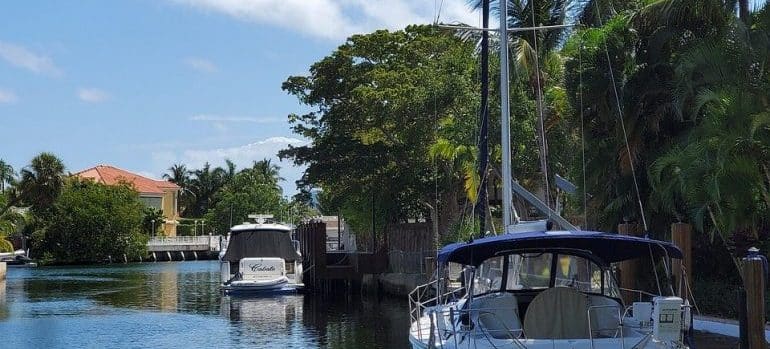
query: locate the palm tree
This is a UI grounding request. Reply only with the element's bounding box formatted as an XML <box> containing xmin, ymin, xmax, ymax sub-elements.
<box><xmin>223</xmin><ymin>159</ymin><xmax>237</xmax><ymax>182</ymax></box>
<box><xmin>649</xmin><ymin>1</ymin><xmax>770</xmax><ymax>274</ymax></box>
<box><xmin>251</xmin><ymin>159</ymin><xmax>284</xmax><ymax>185</ymax></box>
<box><xmin>185</xmin><ymin>162</ymin><xmax>227</xmax><ymax>217</ymax></box>
<box><xmin>163</xmin><ymin>163</ymin><xmax>189</xmax><ymax>186</ymax></box>
<box><xmin>8</xmin><ymin>153</ymin><xmax>65</xmax><ymax>216</ymax></box>
<box><xmin>22</xmin><ymin>153</ymin><xmax>65</xmax><ymax>212</ymax></box>
<box><xmin>0</xmin><ymin>160</ymin><xmax>14</xmax><ymax>192</ymax></box>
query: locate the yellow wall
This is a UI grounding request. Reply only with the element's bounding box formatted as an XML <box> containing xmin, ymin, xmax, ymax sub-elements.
<box><xmin>160</xmin><ymin>189</ymin><xmax>179</xmax><ymax>237</ymax></box>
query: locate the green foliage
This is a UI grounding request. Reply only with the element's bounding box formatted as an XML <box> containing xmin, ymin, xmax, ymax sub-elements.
<box><xmin>36</xmin><ymin>178</ymin><xmax>147</xmax><ymax>263</ymax></box>
<box><xmin>141</xmin><ymin>207</ymin><xmax>165</xmax><ymax>236</ymax></box>
<box><xmin>280</xmin><ymin>25</ymin><xmax>481</xmax><ymax>235</ymax></box>
<box><xmin>204</xmin><ymin>161</ymin><xmax>286</xmax><ymax>234</ymax></box>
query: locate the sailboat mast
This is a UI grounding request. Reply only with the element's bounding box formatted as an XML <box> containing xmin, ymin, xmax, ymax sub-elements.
<box><xmin>475</xmin><ymin>0</ymin><xmax>489</xmax><ymax>237</ymax></box>
<box><xmin>499</xmin><ymin>0</ymin><xmax>514</xmax><ymax>228</ymax></box>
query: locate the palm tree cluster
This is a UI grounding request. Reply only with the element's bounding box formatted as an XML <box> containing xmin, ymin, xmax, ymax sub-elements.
<box><xmin>163</xmin><ymin>159</ymin><xmax>285</xmax><ymax>219</ymax></box>
<box><xmin>0</xmin><ymin>153</ymin><xmax>66</xmax><ymax>252</ymax></box>
<box><xmin>558</xmin><ymin>0</ymin><xmax>769</xmax><ymax>265</ymax></box>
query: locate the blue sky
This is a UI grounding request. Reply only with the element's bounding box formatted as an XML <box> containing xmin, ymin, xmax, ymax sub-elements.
<box><xmin>0</xmin><ymin>0</ymin><xmax>476</xmax><ymax>194</ymax></box>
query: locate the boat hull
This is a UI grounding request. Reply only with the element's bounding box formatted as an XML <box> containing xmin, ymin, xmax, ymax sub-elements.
<box><xmin>222</xmin><ymin>276</ymin><xmax>303</xmax><ymax>295</ymax></box>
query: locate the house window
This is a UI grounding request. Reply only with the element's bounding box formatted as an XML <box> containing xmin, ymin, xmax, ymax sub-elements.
<box><xmin>140</xmin><ymin>196</ymin><xmax>163</xmax><ymax>211</ymax></box>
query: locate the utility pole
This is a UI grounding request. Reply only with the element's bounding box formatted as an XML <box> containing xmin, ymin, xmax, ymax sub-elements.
<box><xmin>475</xmin><ymin>0</ymin><xmax>490</xmax><ymax>238</ymax></box>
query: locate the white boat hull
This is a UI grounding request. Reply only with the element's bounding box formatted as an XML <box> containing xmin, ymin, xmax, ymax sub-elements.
<box><xmin>222</xmin><ymin>276</ymin><xmax>303</xmax><ymax>295</ymax></box>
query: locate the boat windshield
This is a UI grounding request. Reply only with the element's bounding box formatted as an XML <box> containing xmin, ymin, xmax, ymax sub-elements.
<box><xmin>471</xmin><ymin>252</ymin><xmax>620</xmax><ymax>298</ymax></box>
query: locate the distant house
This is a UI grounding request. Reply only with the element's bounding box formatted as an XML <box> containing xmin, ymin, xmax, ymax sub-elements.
<box><xmin>74</xmin><ymin>165</ymin><xmax>181</xmax><ymax>236</ymax></box>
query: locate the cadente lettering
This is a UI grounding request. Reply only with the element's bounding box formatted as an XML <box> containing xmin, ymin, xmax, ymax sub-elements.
<box><xmin>249</xmin><ymin>263</ymin><xmax>276</xmax><ymax>272</ymax></box>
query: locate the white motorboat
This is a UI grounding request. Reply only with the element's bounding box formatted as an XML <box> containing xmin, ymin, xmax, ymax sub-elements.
<box><xmin>219</xmin><ymin>215</ymin><xmax>303</xmax><ymax>295</ymax></box>
<box><xmin>408</xmin><ymin>230</ymin><xmax>692</xmax><ymax>348</ymax></box>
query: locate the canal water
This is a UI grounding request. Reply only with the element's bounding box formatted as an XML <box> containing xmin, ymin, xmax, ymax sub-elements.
<box><xmin>0</xmin><ymin>260</ymin><xmax>738</xmax><ymax>348</ymax></box>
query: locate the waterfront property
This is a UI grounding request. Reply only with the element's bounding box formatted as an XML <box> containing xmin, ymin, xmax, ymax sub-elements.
<box><xmin>74</xmin><ymin>165</ymin><xmax>181</xmax><ymax>236</ymax></box>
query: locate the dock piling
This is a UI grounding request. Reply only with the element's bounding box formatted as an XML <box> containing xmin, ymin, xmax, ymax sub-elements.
<box><xmin>742</xmin><ymin>247</ymin><xmax>767</xmax><ymax>348</ymax></box>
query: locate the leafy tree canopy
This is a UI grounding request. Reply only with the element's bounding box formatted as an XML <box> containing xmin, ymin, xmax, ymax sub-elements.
<box><xmin>34</xmin><ymin>178</ymin><xmax>146</xmax><ymax>263</ymax></box>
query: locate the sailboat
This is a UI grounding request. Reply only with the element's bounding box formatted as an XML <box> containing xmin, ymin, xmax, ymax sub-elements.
<box><xmin>407</xmin><ymin>1</ymin><xmax>692</xmax><ymax>348</ymax></box>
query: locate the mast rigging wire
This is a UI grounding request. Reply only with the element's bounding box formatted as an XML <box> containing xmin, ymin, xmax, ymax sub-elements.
<box><xmin>592</xmin><ymin>1</ymin><xmax>649</xmax><ymax>232</ymax></box>
<box><xmin>579</xmin><ymin>37</ymin><xmax>588</xmax><ymax>229</ymax></box>
<box><xmin>530</xmin><ymin>0</ymin><xmax>552</xmax><ymax>215</ymax></box>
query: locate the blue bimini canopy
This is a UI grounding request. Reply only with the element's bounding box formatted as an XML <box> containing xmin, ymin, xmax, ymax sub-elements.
<box><xmin>437</xmin><ymin>230</ymin><xmax>683</xmax><ymax>266</ymax></box>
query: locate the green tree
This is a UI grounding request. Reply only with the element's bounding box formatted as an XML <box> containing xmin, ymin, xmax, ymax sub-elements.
<box><xmin>648</xmin><ymin>2</ymin><xmax>770</xmax><ymax>271</ymax></box>
<box><xmin>36</xmin><ymin>178</ymin><xmax>147</xmax><ymax>263</ymax></box>
<box><xmin>0</xmin><ymin>159</ymin><xmax>14</xmax><ymax>193</ymax></box>
<box><xmin>141</xmin><ymin>207</ymin><xmax>165</xmax><ymax>236</ymax></box>
<box><xmin>280</xmin><ymin>25</ymin><xmax>480</xmax><ymax>237</ymax></box>
<box><xmin>204</xmin><ymin>165</ymin><xmax>285</xmax><ymax>234</ymax></box>
<box><xmin>16</xmin><ymin>152</ymin><xmax>65</xmax><ymax>217</ymax></box>
<box><xmin>185</xmin><ymin>162</ymin><xmax>227</xmax><ymax>217</ymax></box>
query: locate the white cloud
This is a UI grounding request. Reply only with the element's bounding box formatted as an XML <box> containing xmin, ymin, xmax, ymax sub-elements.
<box><xmin>181</xmin><ymin>136</ymin><xmax>306</xmax><ymax>166</ymax></box>
<box><xmin>0</xmin><ymin>89</ymin><xmax>18</xmax><ymax>104</ymax></box>
<box><xmin>77</xmin><ymin>88</ymin><xmax>110</xmax><ymax>103</ymax></box>
<box><xmin>189</xmin><ymin>114</ymin><xmax>281</xmax><ymax>123</ymax></box>
<box><xmin>184</xmin><ymin>57</ymin><xmax>218</xmax><ymax>73</ymax></box>
<box><xmin>0</xmin><ymin>41</ymin><xmax>62</xmax><ymax>77</ymax></box>
<box><xmin>170</xmin><ymin>0</ymin><xmax>478</xmax><ymax>40</ymax></box>
<box><xmin>150</xmin><ymin>136</ymin><xmax>308</xmax><ymax>194</ymax></box>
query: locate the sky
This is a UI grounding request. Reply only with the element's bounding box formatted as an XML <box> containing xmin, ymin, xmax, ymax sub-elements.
<box><xmin>0</xmin><ymin>0</ymin><xmax>478</xmax><ymax>195</ymax></box>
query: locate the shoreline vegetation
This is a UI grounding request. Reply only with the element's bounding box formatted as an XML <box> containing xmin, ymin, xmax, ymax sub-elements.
<box><xmin>276</xmin><ymin>1</ymin><xmax>770</xmax><ymax>320</ymax></box>
<box><xmin>1</xmin><ymin>0</ymin><xmax>768</xmax><ymax>321</ymax></box>
<box><xmin>0</xmin><ymin>154</ymin><xmax>314</xmax><ymax>266</ymax></box>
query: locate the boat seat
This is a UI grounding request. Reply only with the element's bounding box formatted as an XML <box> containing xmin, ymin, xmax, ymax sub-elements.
<box><xmin>470</xmin><ymin>292</ymin><xmax>522</xmax><ymax>339</ymax></box>
<box><xmin>523</xmin><ymin>286</ymin><xmax>590</xmax><ymax>339</ymax></box>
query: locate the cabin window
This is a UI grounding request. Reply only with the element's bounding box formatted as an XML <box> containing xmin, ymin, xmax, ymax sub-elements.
<box><xmin>469</xmin><ymin>253</ymin><xmax>622</xmax><ymax>298</ymax></box>
<box><xmin>507</xmin><ymin>253</ymin><xmax>552</xmax><ymax>290</ymax></box>
<box><xmin>473</xmin><ymin>256</ymin><xmax>504</xmax><ymax>295</ymax></box>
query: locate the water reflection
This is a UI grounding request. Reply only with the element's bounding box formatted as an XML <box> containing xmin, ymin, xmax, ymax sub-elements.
<box><xmin>0</xmin><ymin>279</ymin><xmax>7</xmax><ymax>320</ymax></box>
<box><xmin>0</xmin><ymin>261</ymin><xmax>410</xmax><ymax>348</ymax></box>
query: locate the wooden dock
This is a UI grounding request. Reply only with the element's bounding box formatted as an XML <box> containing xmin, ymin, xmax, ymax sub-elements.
<box><xmin>296</xmin><ymin>221</ymin><xmax>387</xmax><ymax>291</ymax></box>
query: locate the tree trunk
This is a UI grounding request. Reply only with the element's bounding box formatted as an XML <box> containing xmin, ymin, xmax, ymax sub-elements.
<box><xmin>437</xmin><ymin>188</ymin><xmax>461</xmax><ymax>241</ymax></box>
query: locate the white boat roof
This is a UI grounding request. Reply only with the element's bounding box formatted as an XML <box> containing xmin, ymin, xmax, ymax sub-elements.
<box><xmin>230</xmin><ymin>222</ymin><xmax>292</xmax><ymax>232</ymax></box>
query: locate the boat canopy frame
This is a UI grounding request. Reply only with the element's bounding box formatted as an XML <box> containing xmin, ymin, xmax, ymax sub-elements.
<box><xmin>438</xmin><ymin>230</ymin><xmax>682</xmax><ymax>267</ymax></box>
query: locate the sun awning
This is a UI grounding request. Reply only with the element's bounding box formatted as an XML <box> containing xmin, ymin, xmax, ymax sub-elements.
<box><xmin>222</xmin><ymin>229</ymin><xmax>299</xmax><ymax>263</ymax></box>
<box><xmin>437</xmin><ymin>230</ymin><xmax>682</xmax><ymax>266</ymax></box>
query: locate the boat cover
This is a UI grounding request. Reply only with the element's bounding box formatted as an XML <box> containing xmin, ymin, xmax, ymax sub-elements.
<box><xmin>222</xmin><ymin>230</ymin><xmax>299</xmax><ymax>263</ymax></box>
<box><xmin>437</xmin><ymin>230</ymin><xmax>682</xmax><ymax>266</ymax></box>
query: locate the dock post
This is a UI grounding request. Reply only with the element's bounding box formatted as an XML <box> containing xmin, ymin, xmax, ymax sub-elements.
<box><xmin>670</xmin><ymin>223</ymin><xmax>692</xmax><ymax>300</ymax></box>
<box><xmin>180</xmin><ymin>251</ymin><xmax>185</xmax><ymax>261</ymax></box>
<box><xmin>123</xmin><ymin>254</ymin><xmax>128</xmax><ymax>263</ymax></box>
<box><xmin>742</xmin><ymin>247</ymin><xmax>767</xmax><ymax>349</ymax></box>
<box><xmin>618</xmin><ymin>223</ymin><xmax>641</xmax><ymax>305</ymax></box>
<box><xmin>152</xmin><ymin>252</ymin><xmax>156</xmax><ymax>262</ymax></box>
<box><xmin>166</xmin><ymin>251</ymin><xmax>172</xmax><ymax>261</ymax></box>
<box><xmin>193</xmin><ymin>251</ymin><xmax>198</xmax><ymax>260</ymax></box>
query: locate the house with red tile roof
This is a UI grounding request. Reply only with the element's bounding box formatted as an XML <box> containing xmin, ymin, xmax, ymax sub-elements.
<box><xmin>74</xmin><ymin>165</ymin><xmax>181</xmax><ymax>236</ymax></box>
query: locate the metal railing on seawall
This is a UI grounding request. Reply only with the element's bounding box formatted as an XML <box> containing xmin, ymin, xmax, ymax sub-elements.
<box><xmin>147</xmin><ymin>235</ymin><xmax>220</xmax><ymax>252</ymax></box>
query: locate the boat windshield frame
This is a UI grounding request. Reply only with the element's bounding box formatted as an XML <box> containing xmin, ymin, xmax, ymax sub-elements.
<box><xmin>464</xmin><ymin>248</ymin><xmax>622</xmax><ymax>300</ymax></box>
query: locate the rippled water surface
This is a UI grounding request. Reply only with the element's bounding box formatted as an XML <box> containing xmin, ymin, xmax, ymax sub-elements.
<box><xmin>0</xmin><ymin>260</ymin><xmax>741</xmax><ymax>348</ymax></box>
<box><xmin>0</xmin><ymin>261</ymin><xmax>409</xmax><ymax>348</ymax></box>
